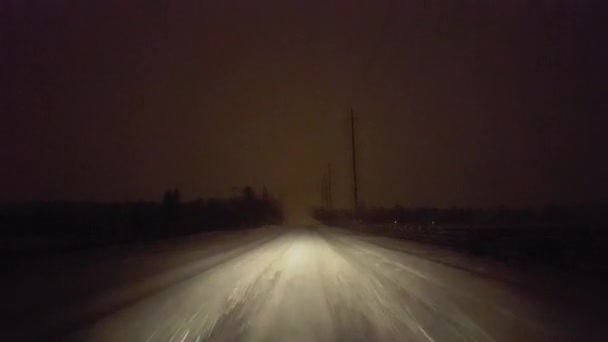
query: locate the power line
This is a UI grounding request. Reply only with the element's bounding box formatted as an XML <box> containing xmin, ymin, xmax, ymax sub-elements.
<box><xmin>349</xmin><ymin>0</ymin><xmax>397</xmax><ymax>104</ymax></box>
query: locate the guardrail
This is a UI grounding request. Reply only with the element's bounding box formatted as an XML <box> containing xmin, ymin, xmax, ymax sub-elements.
<box><xmin>327</xmin><ymin>221</ymin><xmax>608</xmax><ymax>273</ymax></box>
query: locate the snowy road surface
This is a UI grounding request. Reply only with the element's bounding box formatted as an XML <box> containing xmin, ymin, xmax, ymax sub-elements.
<box><xmin>3</xmin><ymin>226</ymin><xmax>606</xmax><ymax>341</ymax></box>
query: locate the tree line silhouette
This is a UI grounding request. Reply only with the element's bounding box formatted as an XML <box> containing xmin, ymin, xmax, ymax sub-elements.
<box><xmin>0</xmin><ymin>186</ymin><xmax>283</xmax><ymax>246</ymax></box>
<box><xmin>313</xmin><ymin>205</ymin><xmax>608</xmax><ymax>227</ymax></box>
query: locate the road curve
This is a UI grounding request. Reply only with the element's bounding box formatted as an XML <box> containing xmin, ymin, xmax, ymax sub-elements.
<box><xmin>4</xmin><ymin>226</ymin><xmax>606</xmax><ymax>341</ymax></box>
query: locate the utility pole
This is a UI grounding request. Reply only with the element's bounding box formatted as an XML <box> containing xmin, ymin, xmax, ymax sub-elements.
<box><xmin>321</xmin><ymin>171</ymin><xmax>327</xmax><ymax>209</ymax></box>
<box><xmin>350</xmin><ymin>109</ymin><xmax>359</xmax><ymax>213</ymax></box>
<box><xmin>328</xmin><ymin>162</ymin><xmax>333</xmax><ymax>210</ymax></box>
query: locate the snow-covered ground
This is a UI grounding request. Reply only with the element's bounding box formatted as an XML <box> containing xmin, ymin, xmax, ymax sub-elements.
<box><xmin>3</xmin><ymin>226</ymin><xmax>606</xmax><ymax>341</ymax></box>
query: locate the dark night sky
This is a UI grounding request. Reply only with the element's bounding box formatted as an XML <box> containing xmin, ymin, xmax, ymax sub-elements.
<box><xmin>1</xmin><ymin>1</ymin><xmax>607</xmax><ymax>220</ymax></box>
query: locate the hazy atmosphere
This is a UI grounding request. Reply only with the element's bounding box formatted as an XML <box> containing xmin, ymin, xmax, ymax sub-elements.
<box><xmin>3</xmin><ymin>1</ymin><xmax>606</xmax><ymax>221</ymax></box>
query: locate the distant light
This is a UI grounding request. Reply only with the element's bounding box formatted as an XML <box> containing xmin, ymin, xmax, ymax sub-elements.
<box><xmin>394</xmin><ymin>220</ymin><xmax>397</xmax><ymax>224</ymax></box>
<box><xmin>431</xmin><ymin>221</ymin><xmax>435</xmax><ymax>224</ymax></box>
